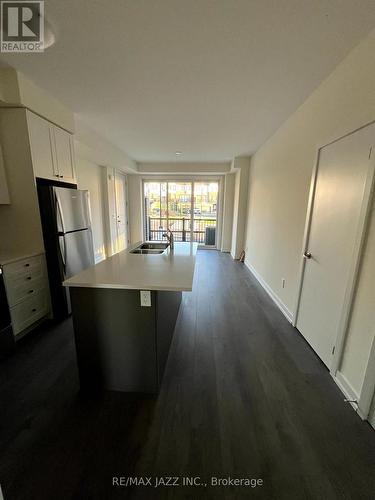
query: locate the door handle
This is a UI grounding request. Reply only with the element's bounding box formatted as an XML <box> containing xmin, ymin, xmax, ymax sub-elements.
<box><xmin>59</xmin><ymin>236</ymin><xmax>67</xmax><ymax>273</ymax></box>
<box><xmin>303</xmin><ymin>251</ymin><xmax>312</xmax><ymax>259</ymax></box>
<box><xmin>55</xmin><ymin>195</ymin><xmax>65</xmax><ymax>234</ymax></box>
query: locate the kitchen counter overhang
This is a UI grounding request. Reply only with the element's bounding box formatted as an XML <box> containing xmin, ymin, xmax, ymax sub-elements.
<box><xmin>63</xmin><ymin>241</ymin><xmax>198</xmax><ymax>291</ymax></box>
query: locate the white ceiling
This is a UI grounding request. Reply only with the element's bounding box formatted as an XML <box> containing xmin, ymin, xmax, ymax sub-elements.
<box><xmin>1</xmin><ymin>0</ymin><xmax>375</xmax><ymax>162</ymax></box>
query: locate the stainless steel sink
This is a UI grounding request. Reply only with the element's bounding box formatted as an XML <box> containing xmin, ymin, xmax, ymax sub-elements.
<box><xmin>130</xmin><ymin>249</ymin><xmax>165</xmax><ymax>254</ymax></box>
<box><xmin>130</xmin><ymin>242</ymin><xmax>169</xmax><ymax>254</ymax></box>
<box><xmin>139</xmin><ymin>242</ymin><xmax>169</xmax><ymax>250</ymax></box>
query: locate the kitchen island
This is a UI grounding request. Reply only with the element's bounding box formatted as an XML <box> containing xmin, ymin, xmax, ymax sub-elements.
<box><xmin>63</xmin><ymin>242</ymin><xmax>197</xmax><ymax>394</ymax></box>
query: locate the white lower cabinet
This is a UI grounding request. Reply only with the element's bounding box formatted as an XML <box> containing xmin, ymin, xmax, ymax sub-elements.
<box><xmin>3</xmin><ymin>254</ymin><xmax>50</xmax><ymax>337</ymax></box>
<box><xmin>10</xmin><ymin>290</ymin><xmax>48</xmax><ymax>336</ymax></box>
<box><xmin>6</xmin><ymin>275</ymin><xmax>46</xmax><ymax>308</ymax></box>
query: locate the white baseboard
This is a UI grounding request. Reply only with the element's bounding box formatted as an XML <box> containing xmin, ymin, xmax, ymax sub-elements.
<box><xmin>333</xmin><ymin>371</ymin><xmax>365</xmax><ymax>419</ymax></box>
<box><xmin>244</xmin><ymin>259</ymin><xmax>293</xmax><ymax>323</ymax></box>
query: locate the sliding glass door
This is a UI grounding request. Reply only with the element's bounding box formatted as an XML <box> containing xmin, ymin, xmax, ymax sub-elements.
<box><xmin>144</xmin><ymin>182</ymin><xmax>167</xmax><ymax>241</ymax></box>
<box><xmin>192</xmin><ymin>182</ymin><xmax>218</xmax><ymax>245</ymax></box>
<box><xmin>143</xmin><ymin>180</ymin><xmax>219</xmax><ymax>246</ymax></box>
<box><xmin>167</xmin><ymin>182</ymin><xmax>192</xmax><ymax>241</ymax></box>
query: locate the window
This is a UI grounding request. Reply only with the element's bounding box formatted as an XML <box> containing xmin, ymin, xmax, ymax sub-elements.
<box><xmin>143</xmin><ymin>180</ymin><xmax>219</xmax><ymax>246</ymax></box>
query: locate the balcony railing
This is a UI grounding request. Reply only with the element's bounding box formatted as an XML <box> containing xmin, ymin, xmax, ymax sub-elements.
<box><xmin>146</xmin><ymin>217</ymin><xmax>216</xmax><ymax>245</ymax></box>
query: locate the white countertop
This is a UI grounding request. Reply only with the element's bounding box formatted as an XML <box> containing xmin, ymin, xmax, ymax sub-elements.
<box><xmin>63</xmin><ymin>242</ymin><xmax>198</xmax><ymax>291</ymax></box>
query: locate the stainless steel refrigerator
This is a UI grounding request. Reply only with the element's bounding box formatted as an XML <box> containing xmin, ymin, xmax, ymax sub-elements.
<box><xmin>37</xmin><ymin>183</ymin><xmax>95</xmax><ymax>320</ymax></box>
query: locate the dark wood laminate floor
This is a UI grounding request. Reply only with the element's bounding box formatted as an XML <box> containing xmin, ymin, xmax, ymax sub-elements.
<box><xmin>0</xmin><ymin>250</ymin><xmax>374</xmax><ymax>500</ymax></box>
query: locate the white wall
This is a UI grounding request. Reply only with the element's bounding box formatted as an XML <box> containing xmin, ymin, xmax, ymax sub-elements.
<box><xmin>75</xmin><ymin>158</ymin><xmax>106</xmax><ymax>263</ymax></box>
<box><xmin>127</xmin><ymin>175</ymin><xmax>143</xmax><ymax>244</ymax></box>
<box><xmin>231</xmin><ymin>170</ymin><xmax>240</xmax><ymax>257</ymax></box>
<box><xmin>138</xmin><ymin>162</ymin><xmax>230</xmax><ymax>174</ymax></box>
<box><xmin>0</xmin><ymin>68</ymin><xmax>75</xmax><ymax>132</ymax></box>
<box><xmin>74</xmin><ymin>119</ymin><xmax>138</xmax><ymax>174</ymax></box>
<box><xmin>244</xmin><ymin>28</ymin><xmax>375</xmax><ymax>397</ymax></box>
<box><xmin>221</xmin><ymin>173</ymin><xmax>235</xmax><ymax>252</ymax></box>
<box><xmin>0</xmin><ymin>68</ymin><xmax>20</xmax><ymax>103</ymax></box>
<box><xmin>17</xmin><ymin>72</ymin><xmax>75</xmax><ymax>132</ymax></box>
<box><xmin>231</xmin><ymin>158</ymin><xmax>250</xmax><ymax>259</ymax></box>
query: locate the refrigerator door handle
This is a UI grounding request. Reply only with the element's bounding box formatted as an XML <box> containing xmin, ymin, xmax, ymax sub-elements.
<box><xmin>59</xmin><ymin>235</ymin><xmax>67</xmax><ymax>273</ymax></box>
<box><xmin>55</xmin><ymin>194</ymin><xmax>65</xmax><ymax>234</ymax></box>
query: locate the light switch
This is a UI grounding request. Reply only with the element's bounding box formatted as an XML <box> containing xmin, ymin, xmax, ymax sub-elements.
<box><xmin>140</xmin><ymin>290</ymin><xmax>151</xmax><ymax>307</ymax></box>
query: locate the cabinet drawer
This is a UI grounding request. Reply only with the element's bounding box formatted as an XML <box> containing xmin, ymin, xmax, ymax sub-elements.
<box><xmin>5</xmin><ymin>266</ymin><xmax>45</xmax><ymax>292</ymax></box>
<box><xmin>6</xmin><ymin>276</ymin><xmax>47</xmax><ymax>307</ymax></box>
<box><xmin>10</xmin><ymin>291</ymin><xmax>48</xmax><ymax>336</ymax></box>
<box><xmin>3</xmin><ymin>255</ymin><xmax>44</xmax><ymax>280</ymax></box>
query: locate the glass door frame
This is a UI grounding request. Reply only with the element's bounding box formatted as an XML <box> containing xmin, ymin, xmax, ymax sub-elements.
<box><xmin>142</xmin><ymin>176</ymin><xmax>223</xmax><ymax>248</ymax></box>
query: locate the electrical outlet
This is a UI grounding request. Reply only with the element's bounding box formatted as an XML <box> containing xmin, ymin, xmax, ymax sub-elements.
<box><xmin>282</xmin><ymin>278</ymin><xmax>286</xmax><ymax>289</ymax></box>
<box><xmin>140</xmin><ymin>290</ymin><xmax>151</xmax><ymax>307</ymax></box>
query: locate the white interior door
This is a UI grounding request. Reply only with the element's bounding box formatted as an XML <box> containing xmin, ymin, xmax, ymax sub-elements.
<box><xmin>296</xmin><ymin>123</ymin><xmax>375</xmax><ymax>368</ymax></box>
<box><xmin>114</xmin><ymin>172</ymin><xmax>128</xmax><ymax>252</ymax></box>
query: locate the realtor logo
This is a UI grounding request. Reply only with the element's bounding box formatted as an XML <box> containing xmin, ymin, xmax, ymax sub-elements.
<box><xmin>1</xmin><ymin>1</ymin><xmax>44</xmax><ymax>52</ymax></box>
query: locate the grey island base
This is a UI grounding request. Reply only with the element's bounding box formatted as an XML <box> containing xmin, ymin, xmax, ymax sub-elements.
<box><xmin>64</xmin><ymin>242</ymin><xmax>197</xmax><ymax>394</ymax></box>
<box><xmin>70</xmin><ymin>287</ymin><xmax>182</xmax><ymax>393</ymax></box>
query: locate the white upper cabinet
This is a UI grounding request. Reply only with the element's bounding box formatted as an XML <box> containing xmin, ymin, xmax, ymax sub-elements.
<box><xmin>27</xmin><ymin>111</ymin><xmax>76</xmax><ymax>184</ymax></box>
<box><xmin>27</xmin><ymin>111</ymin><xmax>57</xmax><ymax>181</ymax></box>
<box><xmin>52</xmin><ymin>126</ymin><xmax>76</xmax><ymax>183</ymax></box>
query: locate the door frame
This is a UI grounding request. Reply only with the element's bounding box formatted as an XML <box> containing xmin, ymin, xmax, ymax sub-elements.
<box><xmin>292</xmin><ymin>121</ymin><xmax>375</xmax><ymax>387</ymax></box>
<box><xmin>113</xmin><ymin>169</ymin><xmax>130</xmax><ymax>251</ymax></box>
<box><xmin>103</xmin><ymin>167</ymin><xmax>130</xmax><ymax>256</ymax></box>
<box><xmin>141</xmin><ymin>176</ymin><xmax>223</xmax><ymax>248</ymax></box>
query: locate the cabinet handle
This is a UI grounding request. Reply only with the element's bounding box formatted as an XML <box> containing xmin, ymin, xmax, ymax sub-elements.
<box><xmin>25</xmin><ymin>263</ymin><xmax>30</xmax><ymax>267</ymax></box>
<box><xmin>59</xmin><ymin>175</ymin><xmax>63</xmax><ymax>178</ymax></box>
<box><xmin>31</xmin><ymin>308</ymin><xmax>37</xmax><ymax>312</ymax></box>
<box><xmin>28</xmin><ymin>290</ymin><xmax>34</xmax><ymax>294</ymax></box>
<box><xmin>55</xmin><ymin>174</ymin><xmax>59</xmax><ymax>178</ymax></box>
<box><xmin>26</xmin><ymin>277</ymin><xmax>31</xmax><ymax>280</ymax></box>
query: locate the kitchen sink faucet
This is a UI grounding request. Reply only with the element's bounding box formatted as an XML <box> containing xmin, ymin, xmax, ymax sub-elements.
<box><xmin>163</xmin><ymin>228</ymin><xmax>174</xmax><ymax>250</ymax></box>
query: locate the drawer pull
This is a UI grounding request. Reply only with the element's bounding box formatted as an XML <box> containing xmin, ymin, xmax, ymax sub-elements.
<box><xmin>25</xmin><ymin>263</ymin><xmax>30</xmax><ymax>267</ymax></box>
<box><xmin>26</xmin><ymin>277</ymin><xmax>32</xmax><ymax>280</ymax></box>
<box><xmin>31</xmin><ymin>308</ymin><xmax>37</xmax><ymax>312</ymax></box>
<box><xmin>28</xmin><ymin>290</ymin><xmax>34</xmax><ymax>294</ymax></box>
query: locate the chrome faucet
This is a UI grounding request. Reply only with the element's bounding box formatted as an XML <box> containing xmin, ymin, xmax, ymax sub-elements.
<box><xmin>163</xmin><ymin>229</ymin><xmax>174</xmax><ymax>249</ymax></box>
